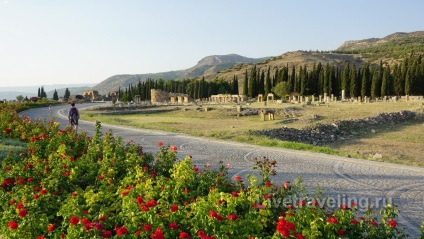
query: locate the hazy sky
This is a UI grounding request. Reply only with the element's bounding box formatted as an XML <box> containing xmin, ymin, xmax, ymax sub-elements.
<box><xmin>1</xmin><ymin>0</ymin><xmax>423</xmax><ymax>87</ymax></box>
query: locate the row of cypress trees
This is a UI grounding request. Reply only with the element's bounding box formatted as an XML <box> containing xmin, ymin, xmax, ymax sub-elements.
<box><xmin>118</xmin><ymin>53</ymin><xmax>424</xmax><ymax>101</ymax></box>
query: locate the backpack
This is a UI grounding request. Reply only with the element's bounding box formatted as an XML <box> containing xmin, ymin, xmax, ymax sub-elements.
<box><xmin>70</xmin><ymin>107</ymin><xmax>78</xmax><ymax>120</ymax></box>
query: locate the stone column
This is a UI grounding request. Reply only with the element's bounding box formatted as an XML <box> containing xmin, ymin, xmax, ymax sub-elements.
<box><xmin>341</xmin><ymin>90</ymin><xmax>345</xmax><ymax>101</ymax></box>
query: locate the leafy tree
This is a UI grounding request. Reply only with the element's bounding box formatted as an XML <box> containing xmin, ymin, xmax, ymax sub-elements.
<box><xmin>16</xmin><ymin>95</ymin><xmax>24</xmax><ymax>102</ymax></box>
<box><xmin>53</xmin><ymin>89</ymin><xmax>59</xmax><ymax>101</ymax></box>
<box><xmin>272</xmin><ymin>81</ymin><xmax>290</xmax><ymax>100</ymax></box>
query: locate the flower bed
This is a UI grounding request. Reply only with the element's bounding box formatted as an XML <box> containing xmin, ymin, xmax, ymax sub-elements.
<box><xmin>0</xmin><ymin>103</ymin><xmax>422</xmax><ymax>238</ymax></box>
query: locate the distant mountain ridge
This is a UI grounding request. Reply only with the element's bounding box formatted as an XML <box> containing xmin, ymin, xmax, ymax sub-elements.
<box><xmin>94</xmin><ymin>54</ymin><xmax>268</xmax><ymax>95</ymax></box>
<box><xmin>336</xmin><ymin>31</ymin><xmax>424</xmax><ymax>51</ymax></box>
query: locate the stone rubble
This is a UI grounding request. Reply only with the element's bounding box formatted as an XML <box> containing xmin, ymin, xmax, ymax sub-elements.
<box><xmin>250</xmin><ymin>110</ymin><xmax>416</xmax><ymax>145</ymax></box>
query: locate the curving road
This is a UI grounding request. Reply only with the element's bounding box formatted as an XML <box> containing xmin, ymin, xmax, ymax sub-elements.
<box><xmin>23</xmin><ymin>103</ymin><xmax>424</xmax><ymax>237</ymax></box>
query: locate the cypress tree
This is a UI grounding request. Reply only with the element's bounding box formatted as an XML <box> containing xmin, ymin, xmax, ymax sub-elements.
<box><xmin>243</xmin><ymin>69</ymin><xmax>248</xmax><ymax>96</ymax></box>
<box><xmin>248</xmin><ymin>65</ymin><xmax>257</xmax><ymax>98</ymax></box>
<box><xmin>53</xmin><ymin>89</ymin><xmax>59</xmax><ymax>101</ymax></box>
<box><xmin>370</xmin><ymin>69</ymin><xmax>380</xmax><ymax>99</ymax></box>
<box><xmin>381</xmin><ymin>67</ymin><xmax>389</xmax><ymax>98</ymax></box>
<box><xmin>361</xmin><ymin>64</ymin><xmax>370</xmax><ymax>98</ymax></box>
<box><xmin>290</xmin><ymin>66</ymin><xmax>295</xmax><ymax>93</ymax></box>
<box><xmin>342</xmin><ymin>62</ymin><xmax>350</xmax><ymax>98</ymax></box>
<box><xmin>350</xmin><ymin>64</ymin><xmax>358</xmax><ymax>97</ymax></box>
<box><xmin>265</xmin><ymin>66</ymin><xmax>271</xmax><ymax>98</ymax></box>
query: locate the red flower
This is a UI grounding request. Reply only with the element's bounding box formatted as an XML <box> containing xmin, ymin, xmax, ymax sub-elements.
<box><xmin>283</xmin><ymin>182</ymin><xmax>290</xmax><ymax>190</ymax></box>
<box><xmin>17</xmin><ymin>179</ymin><xmax>25</xmax><ymax>184</ymax></box>
<box><xmin>157</xmin><ymin>141</ymin><xmax>163</xmax><ymax>147</ymax></box>
<box><xmin>294</xmin><ymin>234</ymin><xmax>305</xmax><ymax>239</ymax></box>
<box><xmin>100</xmin><ymin>215</ymin><xmax>107</xmax><ymax>221</ymax></box>
<box><xmin>122</xmin><ymin>190</ymin><xmax>129</xmax><ymax>197</ymax></box>
<box><xmin>8</xmin><ymin>221</ymin><xmax>18</xmax><ymax>230</ymax></box>
<box><xmin>170</xmin><ymin>145</ymin><xmax>177</xmax><ymax>152</ymax></box>
<box><xmin>70</xmin><ymin>216</ymin><xmax>79</xmax><ymax>225</ymax></box>
<box><xmin>71</xmin><ymin>192</ymin><xmax>77</xmax><ymax>197</ymax></box>
<box><xmin>27</xmin><ymin>177</ymin><xmax>34</xmax><ymax>183</ymax></box>
<box><xmin>136</xmin><ymin>196</ymin><xmax>144</xmax><ymax>204</ymax></box>
<box><xmin>143</xmin><ymin>224</ymin><xmax>153</xmax><ymax>231</ymax></box>
<box><xmin>145</xmin><ymin>199</ymin><xmax>157</xmax><ymax>207</ymax></box>
<box><xmin>327</xmin><ymin>217</ymin><xmax>338</xmax><ymax>224</ymax></box>
<box><xmin>34</xmin><ymin>194</ymin><xmax>40</xmax><ymax>200</ymax></box>
<box><xmin>179</xmin><ymin>231</ymin><xmax>191</xmax><ymax>239</ymax></box>
<box><xmin>276</xmin><ymin>217</ymin><xmax>295</xmax><ymax>238</ymax></box>
<box><xmin>9</xmin><ymin>199</ymin><xmax>16</xmax><ymax>205</ymax></box>
<box><xmin>37</xmin><ymin>236</ymin><xmax>45</xmax><ymax>239</ymax></box>
<box><xmin>170</xmin><ymin>204</ymin><xmax>179</xmax><ymax>212</ymax></box>
<box><xmin>47</xmin><ymin>224</ymin><xmax>55</xmax><ymax>232</ymax></box>
<box><xmin>231</xmin><ymin>191</ymin><xmax>238</xmax><ymax>197</ymax></box>
<box><xmin>234</xmin><ymin>175</ymin><xmax>241</xmax><ymax>181</ymax></box>
<box><xmin>370</xmin><ymin>221</ymin><xmax>378</xmax><ymax>226</ymax></box>
<box><xmin>18</xmin><ymin>209</ymin><xmax>28</xmax><ymax>218</ymax></box>
<box><xmin>265</xmin><ymin>181</ymin><xmax>272</xmax><ymax>187</ymax></box>
<box><xmin>197</xmin><ymin>230</ymin><xmax>205</xmax><ymax>237</ymax></box>
<box><xmin>338</xmin><ymin>229</ymin><xmax>345</xmax><ymax>235</ymax></box>
<box><xmin>81</xmin><ymin>218</ymin><xmax>91</xmax><ymax>224</ymax></box>
<box><xmin>150</xmin><ymin>227</ymin><xmax>164</xmax><ymax>239</ymax></box>
<box><xmin>102</xmin><ymin>230</ymin><xmax>113</xmax><ymax>238</ymax></box>
<box><xmin>298</xmin><ymin>200</ymin><xmax>306</xmax><ymax>206</ymax></box>
<box><xmin>389</xmin><ymin>219</ymin><xmax>397</xmax><ymax>228</ymax></box>
<box><xmin>4</xmin><ymin>128</ymin><xmax>12</xmax><ymax>134</ymax></box>
<box><xmin>227</xmin><ymin>214</ymin><xmax>238</xmax><ymax>221</ymax></box>
<box><xmin>169</xmin><ymin>222</ymin><xmax>178</xmax><ymax>230</ymax></box>
<box><xmin>116</xmin><ymin>226</ymin><xmax>128</xmax><ymax>236</ymax></box>
<box><xmin>16</xmin><ymin>202</ymin><xmax>24</xmax><ymax>209</ymax></box>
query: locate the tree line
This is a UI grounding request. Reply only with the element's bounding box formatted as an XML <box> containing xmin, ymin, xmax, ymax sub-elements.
<box><xmin>116</xmin><ymin>53</ymin><xmax>424</xmax><ymax>102</ymax></box>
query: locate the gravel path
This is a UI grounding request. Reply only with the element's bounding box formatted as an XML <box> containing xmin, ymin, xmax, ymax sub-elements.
<box><xmin>22</xmin><ymin>103</ymin><xmax>424</xmax><ymax>238</ymax></box>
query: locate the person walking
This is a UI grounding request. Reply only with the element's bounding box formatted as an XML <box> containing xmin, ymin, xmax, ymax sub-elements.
<box><xmin>68</xmin><ymin>102</ymin><xmax>80</xmax><ymax>133</ymax></box>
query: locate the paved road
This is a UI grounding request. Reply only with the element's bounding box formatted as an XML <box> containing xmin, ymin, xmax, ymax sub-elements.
<box><xmin>23</xmin><ymin>103</ymin><xmax>424</xmax><ymax>237</ymax></box>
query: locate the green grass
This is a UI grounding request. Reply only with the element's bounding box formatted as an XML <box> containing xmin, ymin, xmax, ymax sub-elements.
<box><xmin>0</xmin><ymin>137</ymin><xmax>27</xmax><ymax>161</ymax></box>
<box><xmin>80</xmin><ymin>101</ymin><xmax>424</xmax><ymax>167</ymax></box>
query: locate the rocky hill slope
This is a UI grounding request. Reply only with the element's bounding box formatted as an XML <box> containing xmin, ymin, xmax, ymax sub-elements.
<box><xmin>93</xmin><ymin>31</ymin><xmax>424</xmax><ymax>95</ymax></box>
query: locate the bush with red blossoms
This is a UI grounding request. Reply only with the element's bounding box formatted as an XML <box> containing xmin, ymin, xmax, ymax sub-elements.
<box><xmin>0</xmin><ymin>103</ymin><xmax>419</xmax><ymax>239</ymax></box>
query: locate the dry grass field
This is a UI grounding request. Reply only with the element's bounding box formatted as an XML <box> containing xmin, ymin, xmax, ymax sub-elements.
<box><xmin>82</xmin><ymin>100</ymin><xmax>424</xmax><ymax>167</ymax></box>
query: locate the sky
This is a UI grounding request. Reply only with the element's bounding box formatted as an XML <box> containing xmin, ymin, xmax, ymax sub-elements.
<box><xmin>1</xmin><ymin>0</ymin><xmax>423</xmax><ymax>88</ymax></box>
